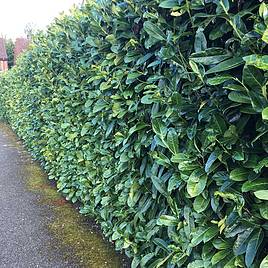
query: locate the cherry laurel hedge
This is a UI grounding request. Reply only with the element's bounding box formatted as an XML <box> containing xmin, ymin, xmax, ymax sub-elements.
<box><xmin>0</xmin><ymin>0</ymin><xmax>268</xmax><ymax>267</ymax></box>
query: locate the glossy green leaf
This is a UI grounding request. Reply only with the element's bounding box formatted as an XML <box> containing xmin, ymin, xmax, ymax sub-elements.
<box><xmin>205</xmin><ymin>151</ymin><xmax>219</xmax><ymax>173</ymax></box>
<box><xmin>190</xmin><ymin>48</ymin><xmax>231</xmax><ymax>65</ymax></box>
<box><xmin>220</xmin><ymin>0</ymin><xmax>230</xmax><ymax>13</ymax></box>
<box><xmin>224</xmin><ymin>84</ymin><xmax>246</xmax><ymax>92</ymax></box>
<box><xmin>143</xmin><ymin>21</ymin><xmax>166</xmax><ymax>41</ymax></box>
<box><xmin>189</xmin><ymin>60</ymin><xmax>204</xmax><ymax>81</ymax></box>
<box><xmin>140</xmin><ymin>253</ymin><xmax>155</xmax><ymax>267</ymax></box>
<box><xmin>81</xmin><ymin>124</ymin><xmax>89</xmax><ymax>136</ymax></box>
<box><xmin>242</xmin><ymin>178</ymin><xmax>268</xmax><ymax>192</ymax></box>
<box><xmin>203</xmin><ymin>226</ymin><xmax>219</xmax><ymax>243</ymax></box>
<box><xmin>167</xmin><ymin>174</ymin><xmax>181</xmax><ymax>192</ymax></box>
<box><xmin>212</xmin><ymin>238</ymin><xmax>231</xmax><ymax>250</ymax></box>
<box><xmin>214</xmin><ymin>115</ymin><xmax>227</xmax><ymax>133</ymax></box>
<box><xmin>254</xmin><ymin>158</ymin><xmax>268</xmax><ymax>173</ymax></box>
<box><xmin>187</xmin><ymin>169</ymin><xmax>207</xmax><ymax>197</ymax></box>
<box><xmin>228</xmin><ymin>92</ymin><xmax>251</xmax><ymax>104</ymax></box>
<box><xmin>262</xmin><ymin>107</ymin><xmax>268</xmax><ymax>120</ymax></box>
<box><xmin>230</xmin><ymin>168</ymin><xmax>250</xmax><ymax>181</ymax></box>
<box><xmin>187</xmin><ymin>260</ymin><xmax>205</xmax><ymax>268</ymax></box>
<box><xmin>194</xmin><ymin>28</ymin><xmax>207</xmax><ymax>53</ymax></box>
<box><xmin>245</xmin><ymin>229</ymin><xmax>264</xmax><ymax>267</ymax></box>
<box><xmin>260</xmin><ymin>207</ymin><xmax>268</xmax><ymax>220</ymax></box>
<box><xmin>151</xmin><ymin>176</ymin><xmax>168</xmax><ymax>197</ymax></box>
<box><xmin>159</xmin><ymin>0</ymin><xmax>179</xmax><ymax>8</ymax></box>
<box><xmin>141</xmin><ymin>95</ymin><xmax>154</xmax><ymax>104</ymax></box>
<box><xmin>61</xmin><ymin>123</ymin><xmax>70</xmax><ymax>129</ymax></box>
<box><xmin>259</xmin><ymin>3</ymin><xmax>268</xmax><ymax>22</ymax></box>
<box><xmin>211</xmin><ymin>249</ymin><xmax>231</xmax><ymax>265</ymax></box>
<box><xmin>157</xmin><ymin>215</ymin><xmax>179</xmax><ymax>226</ymax></box>
<box><xmin>262</xmin><ymin>27</ymin><xmax>268</xmax><ymax>43</ymax></box>
<box><xmin>243</xmin><ymin>55</ymin><xmax>268</xmax><ymax>70</ymax></box>
<box><xmin>233</xmin><ymin>228</ymin><xmax>253</xmax><ymax>256</ymax></box>
<box><xmin>193</xmin><ymin>195</ymin><xmax>210</xmax><ymax>213</ymax></box>
<box><xmin>126</xmin><ymin>72</ymin><xmax>142</xmax><ymax>84</ymax></box>
<box><xmin>260</xmin><ymin>255</ymin><xmax>268</xmax><ymax>268</ymax></box>
<box><xmin>206</xmin><ymin>57</ymin><xmax>244</xmax><ymax>74</ymax></box>
<box><xmin>242</xmin><ymin>65</ymin><xmax>264</xmax><ymax>91</ymax></box>
<box><xmin>165</xmin><ymin>128</ymin><xmax>179</xmax><ymax>154</ymax></box>
<box><xmin>153</xmin><ymin>238</ymin><xmax>170</xmax><ymax>253</ymax></box>
<box><xmin>254</xmin><ymin>190</ymin><xmax>268</xmax><ymax>200</ymax></box>
<box><xmin>152</xmin><ymin>118</ymin><xmax>167</xmax><ymax>138</ymax></box>
<box><xmin>206</xmin><ymin>75</ymin><xmax>233</xmax><ymax>85</ymax></box>
<box><xmin>191</xmin><ymin>228</ymin><xmax>209</xmax><ymax>247</ymax></box>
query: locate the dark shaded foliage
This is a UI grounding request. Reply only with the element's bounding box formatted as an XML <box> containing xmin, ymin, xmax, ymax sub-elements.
<box><xmin>5</xmin><ymin>39</ymin><xmax>14</xmax><ymax>69</ymax></box>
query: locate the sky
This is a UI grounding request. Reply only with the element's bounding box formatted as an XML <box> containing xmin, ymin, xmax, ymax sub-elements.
<box><xmin>0</xmin><ymin>0</ymin><xmax>83</xmax><ymax>40</ymax></box>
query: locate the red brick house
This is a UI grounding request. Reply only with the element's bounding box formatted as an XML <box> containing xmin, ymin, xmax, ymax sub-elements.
<box><xmin>14</xmin><ymin>38</ymin><xmax>30</xmax><ymax>64</ymax></box>
<box><xmin>0</xmin><ymin>38</ymin><xmax>8</xmax><ymax>72</ymax></box>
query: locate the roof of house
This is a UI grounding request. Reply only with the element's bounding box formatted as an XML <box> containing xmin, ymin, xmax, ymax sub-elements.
<box><xmin>0</xmin><ymin>38</ymin><xmax>8</xmax><ymax>61</ymax></box>
<box><xmin>14</xmin><ymin>38</ymin><xmax>30</xmax><ymax>62</ymax></box>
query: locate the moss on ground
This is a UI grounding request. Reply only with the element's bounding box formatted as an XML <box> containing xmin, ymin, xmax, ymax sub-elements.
<box><xmin>24</xmin><ymin>163</ymin><xmax>124</xmax><ymax>268</ymax></box>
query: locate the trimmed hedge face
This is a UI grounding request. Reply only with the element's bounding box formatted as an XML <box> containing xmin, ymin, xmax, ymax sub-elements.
<box><xmin>0</xmin><ymin>0</ymin><xmax>268</xmax><ymax>267</ymax></box>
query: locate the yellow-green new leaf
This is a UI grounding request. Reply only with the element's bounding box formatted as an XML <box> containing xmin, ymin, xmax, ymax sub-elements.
<box><xmin>157</xmin><ymin>215</ymin><xmax>179</xmax><ymax>226</ymax></box>
<box><xmin>262</xmin><ymin>27</ymin><xmax>268</xmax><ymax>44</ymax></box>
<box><xmin>254</xmin><ymin>190</ymin><xmax>268</xmax><ymax>200</ymax></box>
<box><xmin>187</xmin><ymin>169</ymin><xmax>207</xmax><ymax>197</ymax></box>
<box><xmin>262</xmin><ymin>107</ymin><xmax>268</xmax><ymax>120</ymax></box>
<box><xmin>243</xmin><ymin>55</ymin><xmax>268</xmax><ymax>70</ymax></box>
<box><xmin>260</xmin><ymin>255</ymin><xmax>268</xmax><ymax>268</ymax></box>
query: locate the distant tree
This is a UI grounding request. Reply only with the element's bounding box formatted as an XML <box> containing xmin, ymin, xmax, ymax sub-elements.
<box><xmin>24</xmin><ymin>23</ymin><xmax>38</xmax><ymax>40</ymax></box>
<box><xmin>5</xmin><ymin>39</ymin><xmax>14</xmax><ymax>69</ymax></box>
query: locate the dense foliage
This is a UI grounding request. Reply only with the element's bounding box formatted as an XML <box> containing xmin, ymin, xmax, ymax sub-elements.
<box><xmin>0</xmin><ymin>0</ymin><xmax>268</xmax><ymax>267</ymax></box>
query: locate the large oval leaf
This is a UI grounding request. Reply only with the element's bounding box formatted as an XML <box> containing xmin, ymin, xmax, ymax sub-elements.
<box><xmin>260</xmin><ymin>255</ymin><xmax>268</xmax><ymax>268</ymax></box>
<box><xmin>165</xmin><ymin>128</ymin><xmax>179</xmax><ymax>154</ymax></box>
<box><xmin>211</xmin><ymin>249</ymin><xmax>231</xmax><ymax>266</ymax></box>
<box><xmin>228</xmin><ymin>92</ymin><xmax>251</xmax><ymax>104</ymax></box>
<box><xmin>254</xmin><ymin>190</ymin><xmax>268</xmax><ymax>200</ymax></box>
<box><xmin>230</xmin><ymin>168</ymin><xmax>250</xmax><ymax>181</ymax></box>
<box><xmin>203</xmin><ymin>226</ymin><xmax>219</xmax><ymax>243</ymax></box>
<box><xmin>187</xmin><ymin>169</ymin><xmax>208</xmax><ymax>198</ymax></box>
<box><xmin>207</xmin><ymin>74</ymin><xmax>233</xmax><ymax>85</ymax></box>
<box><xmin>260</xmin><ymin>207</ymin><xmax>268</xmax><ymax>220</ymax></box>
<box><xmin>242</xmin><ymin>178</ymin><xmax>268</xmax><ymax>192</ymax></box>
<box><xmin>193</xmin><ymin>195</ymin><xmax>210</xmax><ymax>213</ymax></box>
<box><xmin>143</xmin><ymin>21</ymin><xmax>166</xmax><ymax>41</ymax></box>
<box><xmin>159</xmin><ymin>0</ymin><xmax>179</xmax><ymax>8</ymax></box>
<box><xmin>245</xmin><ymin>229</ymin><xmax>264</xmax><ymax>267</ymax></box>
<box><xmin>242</xmin><ymin>65</ymin><xmax>264</xmax><ymax>91</ymax></box>
<box><xmin>262</xmin><ymin>107</ymin><xmax>268</xmax><ymax>120</ymax></box>
<box><xmin>152</xmin><ymin>118</ymin><xmax>167</xmax><ymax>138</ymax></box>
<box><xmin>157</xmin><ymin>215</ymin><xmax>179</xmax><ymax>226</ymax></box>
<box><xmin>233</xmin><ymin>228</ymin><xmax>253</xmax><ymax>256</ymax></box>
<box><xmin>243</xmin><ymin>55</ymin><xmax>268</xmax><ymax>70</ymax></box>
<box><xmin>206</xmin><ymin>57</ymin><xmax>244</xmax><ymax>74</ymax></box>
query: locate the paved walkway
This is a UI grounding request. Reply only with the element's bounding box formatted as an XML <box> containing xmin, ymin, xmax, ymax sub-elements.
<box><xmin>0</xmin><ymin>123</ymin><xmax>127</xmax><ymax>268</ymax></box>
